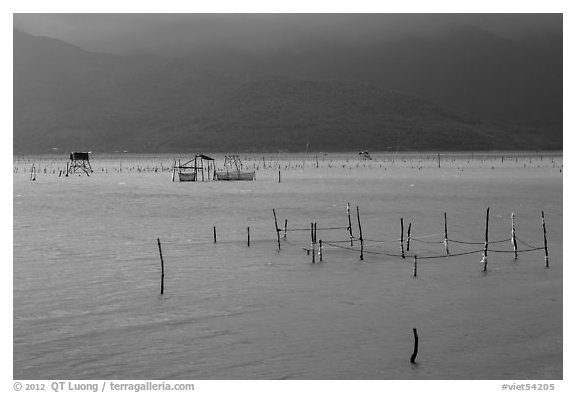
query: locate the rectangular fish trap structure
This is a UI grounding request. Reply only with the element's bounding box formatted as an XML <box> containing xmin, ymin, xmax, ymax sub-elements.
<box><xmin>215</xmin><ymin>155</ymin><xmax>255</xmax><ymax>181</ymax></box>
<box><xmin>172</xmin><ymin>154</ymin><xmax>215</xmax><ymax>182</ymax></box>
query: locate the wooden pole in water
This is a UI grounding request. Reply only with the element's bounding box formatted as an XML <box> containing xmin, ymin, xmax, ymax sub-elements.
<box><xmin>444</xmin><ymin>212</ymin><xmax>450</xmax><ymax>255</ymax></box>
<box><xmin>157</xmin><ymin>238</ymin><xmax>165</xmax><ymax>295</ymax></box>
<box><xmin>542</xmin><ymin>211</ymin><xmax>549</xmax><ymax>268</ymax></box>
<box><xmin>483</xmin><ymin>207</ymin><xmax>490</xmax><ymax>272</ymax></box>
<box><xmin>247</xmin><ymin>226</ymin><xmax>250</xmax><ymax>247</ymax></box>
<box><xmin>284</xmin><ymin>219</ymin><xmax>288</xmax><ymax>238</ymax></box>
<box><xmin>278</xmin><ymin>169</ymin><xmax>281</xmax><ymax>183</ymax></box>
<box><xmin>511</xmin><ymin>213</ymin><xmax>518</xmax><ymax>260</ymax></box>
<box><xmin>213</xmin><ymin>226</ymin><xmax>217</xmax><ymax>243</ymax></box>
<box><xmin>413</xmin><ymin>255</ymin><xmax>418</xmax><ymax>277</ymax></box>
<box><xmin>319</xmin><ymin>239</ymin><xmax>323</xmax><ymax>262</ymax></box>
<box><xmin>273</xmin><ymin>209</ymin><xmax>281</xmax><ymax>250</ymax></box>
<box><xmin>407</xmin><ymin>222</ymin><xmax>412</xmax><ymax>252</ymax></box>
<box><xmin>311</xmin><ymin>222</ymin><xmax>315</xmax><ymax>263</ymax></box>
<box><xmin>400</xmin><ymin>218</ymin><xmax>405</xmax><ymax>259</ymax></box>
<box><xmin>410</xmin><ymin>328</ymin><xmax>419</xmax><ymax>363</ymax></box>
<box><xmin>347</xmin><ymin>203</ymin><xmax>354</xmax><ymax>246</ymax></box>
<box><xmin>314</xmin><ymin>222</ymin><xmax>317</xmax><ymax>244</ymax></box>
<box><xmin>357</xmin><ymin>206</ymin><xmax>364</xmax><ymax>261</ymax></box>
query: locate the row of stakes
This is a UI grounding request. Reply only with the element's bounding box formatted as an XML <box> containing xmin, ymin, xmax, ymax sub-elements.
<box><xmin>156</xmin><ymin>204</ymin><xmax>550</xmax><ymax>295</ymax></box>
<box><xmin>153</xmin><ymin>205</ymin><xmax>550</xmax><ymax>365</ymax></box>
<box><xmin>274</xmin><ymin>205</ymin><xmax>549</xmax><ymax>274</ymax></box>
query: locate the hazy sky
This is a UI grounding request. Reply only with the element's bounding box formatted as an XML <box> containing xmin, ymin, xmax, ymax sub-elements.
<box><xmin>13</xmin><ymin>13</ymin><xmax>562</xmax><ymax>55</ymax></box>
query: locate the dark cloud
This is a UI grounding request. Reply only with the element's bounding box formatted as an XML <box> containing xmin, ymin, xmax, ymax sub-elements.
<box><xmin>13</xmin><ymin>13</ymin><xmax>562</xmax><ymax>56</ymax></box>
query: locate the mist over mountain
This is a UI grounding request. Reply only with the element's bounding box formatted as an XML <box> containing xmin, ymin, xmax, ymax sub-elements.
<box><xmin>167</xmin><ymin>26</ymin><xmax>562</xmax><ymax>126</ymax></box>
<box><xmin>13</xmin><ymin>23</ymin><xmax>562</xmax><ymax>154</ymax></box>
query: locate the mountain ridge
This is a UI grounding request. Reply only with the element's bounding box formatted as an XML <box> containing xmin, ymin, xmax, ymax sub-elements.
<box><xmin>13</xmin><ymin>29</ymin><xmax>562</xmax><ymax>154</ymax></box>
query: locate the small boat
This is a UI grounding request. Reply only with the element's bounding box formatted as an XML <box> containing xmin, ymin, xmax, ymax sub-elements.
<box><xmin>215</xmin><ymin>170</ymin><xmax>255</xmax><ymax>181</ymax></box>
<box><xmin>178</xmin><ymin>172</ymin><xmax>196</xmax><ymax>182</ymax></box>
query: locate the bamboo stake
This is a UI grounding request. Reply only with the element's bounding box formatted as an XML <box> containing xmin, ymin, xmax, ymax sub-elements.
<box><xmin>314</xmin><ymin>222</ymin><xmax>317</xmax><ymax>244</ymax></box>
<box><xmin>511</xmin><ymin>213</ymin><xmax>518</xmax><ymax>260</ymax></box>
<box><xmin>247</xmin><ymin>226</ymin><xmax>250</xmax><ymax>247</ymax></box>
<box><xmin>400</xmin><ymin>217</ymin><xmax>405</xmax><ymax>259</ymax></box>
<box><xmin>482</xmin><ymin>207</ymin><xmax>490</xmax><ymax>272</ymax></box>
<box><xmin>213</xmin><ymin>226</ymin><xmax>217</xmax><ymax>243</ymax></box>
<box><xmin>319</xmin><ymin>239</ymin><xmax>323</xmax><ymax>262</ymax></box>
<box><xmin>311</xmin><ymin>222</ymin><xmax>315</xmax><ymax>263</ymax></box>
<box><xmin>410</xmin><ymin>328</ymin><xmax>419</xmax><ymax>363</ymax></box>
<box><xmin>357</xmin><ymin>206</ymin><xmax>364</xmax><ymax>261</ymax></box>
<box><xmin>413</xmin><ymin>255</ymin><xmax>418</xmax><ymax>277</ymax></box>
<box><xmin>347</xmin><ymin>203</ymin><xmax>354</xmax><ymax>246</ymax></box>
<box><xmin>157</xmin><ymin>238</ymin><xmax>165</xmax><ymax>295</ymax></box>
<box><xmin>444</xmin><ymin>212</ymin><xmax>450</xmax><ymax>255</ymax></box>
<box><xmin>407</xmin><ymin>222</ymin><xmax>411</xmax><ymax>252</ymax></box>
<box><xmin>284</xmin><ymin>219</ymin><xmax>288</xmax><ymax>238</ymax></box>
<box><xmin>542</xmin><ymin>211</ymin><xmax>549</xmax><ymax>268</ymax></box>
<box><xmin>273</xmin><ymin>209</ymin><xmax>281</xmax><ymax>250</ymax></box>
<box><xmin>278</xmin><ymin>170</ymin><xmax>281</xmax><ymax>183</ymax></box>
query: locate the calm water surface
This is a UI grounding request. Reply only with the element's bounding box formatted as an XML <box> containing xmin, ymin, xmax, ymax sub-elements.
<box><xmin>13</xmin><ymin>153</ymin><xmax>562</xmax><ymax>379</ymax></box>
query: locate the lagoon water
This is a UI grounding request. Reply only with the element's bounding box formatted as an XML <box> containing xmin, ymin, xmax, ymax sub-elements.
<box><xmin>13</xmin><ymin>153</ymin><xmax>562</xmax><ymax>379</ymax></box>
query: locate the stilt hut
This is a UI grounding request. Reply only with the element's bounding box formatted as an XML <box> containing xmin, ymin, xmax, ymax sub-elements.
<box><xmin>359</xmin><ymin>150</ymin><xmax>372</xmax><ymax>160</ymax></box>
<box><xmin>68</xmin><ymin>152</ymin><xmax>93</xmax><ymax>175</ymax></box>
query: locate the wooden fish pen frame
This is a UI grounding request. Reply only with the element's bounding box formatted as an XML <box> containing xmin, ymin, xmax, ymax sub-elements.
<box><xmin>172</xmin><ymin>154</ymin><xmax>215</xmax><ymax>182</ymax></box>
<box><xmin>215</xmin><ymin>155</ymin><xmax>256</xmax><ymax>181</ymax></box>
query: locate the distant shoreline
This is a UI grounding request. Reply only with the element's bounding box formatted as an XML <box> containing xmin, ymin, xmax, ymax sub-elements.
<box><xmin>12</xmin><ymin>149</ymin><xmax>564</xmax><ymax>156</ymax></box>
